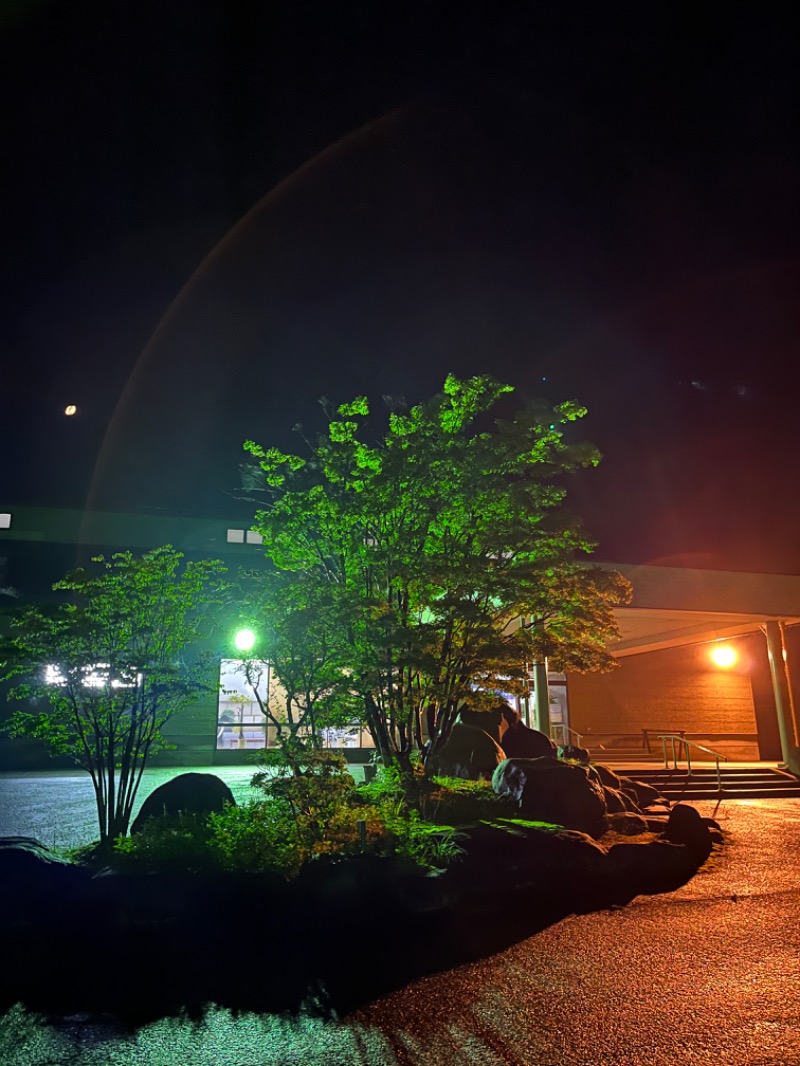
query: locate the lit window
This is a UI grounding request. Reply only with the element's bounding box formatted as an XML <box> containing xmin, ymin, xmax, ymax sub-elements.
<box><xmin>44</xmin><ymin>662</ymin><xmax>140</xmax><ymax>688</ymax></box>
<box><xmin>0</xmin><ymin>514</ymin><xmax>10</xmax><ymax>529</ymax></box>
<box><xmin>245</xmin><ymin>531</ymin><xmax>263</xmax><ymax>545</ymax></box>
<box><xmin>226</xmin><ymin>529</ymin><xmax>244</xmax><ymax>543</ymax></box>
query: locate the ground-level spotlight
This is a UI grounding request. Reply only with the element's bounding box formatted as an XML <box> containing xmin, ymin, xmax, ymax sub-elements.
<box><xmin>234</xmin><ymin>627</ymin><xmax>256</xmax><ymax>652</ymax></box>
<box><xmin>710</xmin><ymin>644</ymin><xmax>737</xmax><ymax>668</ymax></box>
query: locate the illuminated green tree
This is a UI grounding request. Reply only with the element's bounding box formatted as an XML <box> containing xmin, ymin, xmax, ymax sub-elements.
<box><xmin>244</xmin><ymin>375</ymin><xmax>629</xmax><ymax>771</ymax></box>
<box><xmin>0</xmin><ymin>547</ymin><xmax>227</xmax><ymax>844</ymax></box>
<box><xmin>230</xmin><ymin>566</ymin><xmax>361</xmax><ymax>768</ymax></box>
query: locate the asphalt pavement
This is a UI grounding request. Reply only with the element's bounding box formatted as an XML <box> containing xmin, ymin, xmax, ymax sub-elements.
<box><xmin>1</xmin><ymin>776</ymin><xmax>799</xmax><ymax>1065</ymax></box>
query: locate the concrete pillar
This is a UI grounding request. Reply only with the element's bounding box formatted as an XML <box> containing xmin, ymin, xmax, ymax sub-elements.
<box><xmin>764</xmin><ymin>620</ymin><xmax>799</xmax><ymax>770</ymax></box>
<box><xmin>532</xmin><ymin>659</ymin><xmax>550</xmax><ymax>736</ymax></box>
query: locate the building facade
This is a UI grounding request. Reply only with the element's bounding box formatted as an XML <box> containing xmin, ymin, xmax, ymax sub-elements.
<box><xmin>2</xmin><ymin>506</ymin><xmax>799</xmax><ymax>770</ymax></box>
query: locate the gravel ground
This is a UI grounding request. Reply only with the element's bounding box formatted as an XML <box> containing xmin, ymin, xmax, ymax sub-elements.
<box><xmin>1</xmin><ymin>779</ymin><xmax>799</xmax><ymax>1065</ymax></box>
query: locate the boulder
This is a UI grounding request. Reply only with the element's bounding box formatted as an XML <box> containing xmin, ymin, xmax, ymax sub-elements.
<box><xmin>426</xmin><ymin>722</ymin><xmax>506</xmax><ymax>780</ymax></box>
<box><xmin>606</xmin><ymin>839</ymin><xmax>699</xmax><ymax>894</ymax></box>
<box><xmin>492</xmin><ymin>757</ymin><xmax>608</xmax><ymax>838</ymax></box>
<box><xmin>131</xmin><ymin>773</ymin><xmax>236</xmax><ymax>834</ymax></box>
<box><xmin>444</xmin><ymin>820</ymin><xmax>609</xmax><ymax>904</ymax></box>
<box><xmin>606</xmin><ymin>811</ymin><xmax>650</xmax><ymax>836</ymax></box>
<box><xmin>0</xmin><ymin>837</ymin><xmax>93</xmax><ymax>929</ymax></box>
<box><xmin>660</xmin><ymin>803</ymin><xmax>713</xmax><ymax>865</ymax></box>
<box><xmin>454</xmin><ymin>705</ymin><xmax>510</xmax><ymax>744</ymax></box>
<box><xmin>558</xmin><ymin>744</ymin><xmax>591</xmax><ymax>763</ymax></box>
<box><xmin>618</xmin><ymin>776</ymin><xmax>667</xmax><ymax>811</ymax></box>
<box><xmin>501</xmin><ymin>722</ymin><xmax>557</xmax><ymax>760</ymax></box>
<box><xmin>591</xmin><ymin>763</ymin><xmax>622</xmax><ymax>790</ymax></box>
<box><xmin>602</xmin><ymin>786</ymin><xmax>641</xmax><ymax>814</ymax></box>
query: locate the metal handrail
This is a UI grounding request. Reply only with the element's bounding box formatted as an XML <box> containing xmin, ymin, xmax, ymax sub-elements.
<box><xmin>657</xmin><ymin>734</ymin><xmax>728</xmax><ymax>792</ymax></box>
<box><xmin>563</xmin><ymin>725</ymin><xmax>584</xmax><ymax>746</ymax></box>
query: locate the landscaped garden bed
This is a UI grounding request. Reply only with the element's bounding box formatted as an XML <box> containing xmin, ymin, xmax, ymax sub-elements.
<box><xmin>0</xmin><ymin>756</ymin><xmax>723</xmax><ymax>1023</ymax></box>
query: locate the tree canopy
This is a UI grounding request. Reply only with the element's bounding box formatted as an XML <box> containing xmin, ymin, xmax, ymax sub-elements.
<box><xmin>243</xmin><ymin>374</ymin><xmax>630</xmax><ymax>769</ymax></box>
<box><xmin>0</xmin><ymin>547</ymin><xmax>227</xmax><ymax>843</ymax></box>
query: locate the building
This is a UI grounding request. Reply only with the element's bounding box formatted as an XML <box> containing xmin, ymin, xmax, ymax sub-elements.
<box><xmin>2</xmin><ymin>505</ymin><xmax>799</xmax><ymax>771</ymax></box>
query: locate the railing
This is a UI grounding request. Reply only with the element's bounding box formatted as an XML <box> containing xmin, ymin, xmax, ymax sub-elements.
<box><xmin>562</xmin><ymin>725</ymin><xmax>584</xmax><ymax>747</ymax></box>
<box><xmin>657</xmin><ymin>734</ymin><xmax>728</xmax><ymax>792</ymax></box>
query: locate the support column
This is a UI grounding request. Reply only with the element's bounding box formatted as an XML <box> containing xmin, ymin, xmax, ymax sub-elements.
<box><xmin>532</xmin><ymin>660</ymin><xmax>550</xmax><ymax>737</ymax></box>
<box><xmin>764</xmin><ymin>620</ymin><xmax>799</xmax><ymax>770</ymax></box>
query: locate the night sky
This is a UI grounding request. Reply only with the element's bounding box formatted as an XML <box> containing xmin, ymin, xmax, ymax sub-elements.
<box><xmin>2</xmin><ymin>2</ymin><xmax>800</xmax><ymax>572</ymax></box>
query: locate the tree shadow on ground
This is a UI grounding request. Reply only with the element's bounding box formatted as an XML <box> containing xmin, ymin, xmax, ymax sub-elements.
<box><xmin>1</xmin><ymin>878</ymin><xmax>582</xmax><ymax>1027</ymax></box>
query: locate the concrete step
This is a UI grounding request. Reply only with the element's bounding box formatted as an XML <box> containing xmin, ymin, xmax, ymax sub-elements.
<box><xmin>605</xmin><ymin>766</ymin><xmax>800</xmax><ymax>800</ymax></box>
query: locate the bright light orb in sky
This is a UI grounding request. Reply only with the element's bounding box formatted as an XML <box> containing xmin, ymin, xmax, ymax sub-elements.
<box><xmin>710</xmin><ymin>644</ymin><xmax>737</xmax><ymax>668</ymax></box>
<box><xmin>64</xmin><ymin>405</ymin><xmax>77</xmax><ymax>416</ymax></box>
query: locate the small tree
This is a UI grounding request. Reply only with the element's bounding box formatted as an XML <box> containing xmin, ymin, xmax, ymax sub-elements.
<box><xmin>243</xmin><ymin>375</ymin><xmax>630</xmax><ymax>771</ymax></box>
<box><xmin>230</xmin><ymin>566</ymin><xmax>361</xmax><ymax>772</ymax></box>
<box><xmin>0</xmin><ymin>547</ymin><xmax>227</xmax><ymax>844</ymax></box>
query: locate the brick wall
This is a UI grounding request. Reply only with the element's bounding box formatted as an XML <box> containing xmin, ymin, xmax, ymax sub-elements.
<box><xmin>568</xmin><ymin>642</ymin><xmax>757</xmax><ymax>741</ymax></box>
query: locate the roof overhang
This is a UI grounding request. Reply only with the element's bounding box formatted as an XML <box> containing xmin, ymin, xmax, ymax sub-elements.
<box><xmin>601</xmin><ymin>563</ymin><xmax>800</xmax><ymax>658</ymax></box>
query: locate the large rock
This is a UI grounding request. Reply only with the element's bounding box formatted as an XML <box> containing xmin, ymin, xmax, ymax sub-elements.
<box><xmin>602</xmin><ymin>786</ymin><xmax>641</xmax><ymax>814</ymax></box>
<box><xmin>0</xmin><ymin>836</ymin><xmax>90</xmax><ymax>892</ymax></box>
<box><xmin>558</xmin><ymin>744</ymin><xmax>591</xmax><ymax>764</ymax></box>
<box><xmin>618</xmin><ymin>776</ymin><xmax>667</xmax><ymax>811</ymax></box>
<box><xmin>131</xmin><ymin>773</ymin><xmax>236</xmax><ymax>834</ymax></box>
<box><xmin>455</xmin><ymin>705</ymin><xmax>510</xmax><ymax>744</ymax></box>
<box><xmin>502</xmin><ymin>721</ymin><xmax>557</xmax><ymax>759</ymax></box>
<box><xmin>606</xmin><ymin>839</ymin><xmax>699</xmax><ymax>894</ymax></box>
<box><xmin>0</xmin><ymin>837</ymin><xmax>94</xmax><ymax>933</ymax></box>
<box><xmin>591</xmin><ymin>763</ymin><xmax>622</xmax><ymax>790</ymax></box>
<box><xmin>492</xmin><ymin>758</ymin><xmax>608</xmax><ymax>838</ymax></box>
<box><xmin>660</xmin><ymin>803</ymin><xmax>713</xmax><ymax>864</ymax></box>
<box><xmin>444</xmin><ymin>821</ymin><xmax>609</xmax><ymax>905</ymax></box>
<box><xmin>426</xmin><ymin>721</ymin><xmax>507</xmax><ymax>780</ymax></box>
<box><xmin>606</xmin><ymin>811</ymin><xmax>651</xmax><ymax>836</ymax></box>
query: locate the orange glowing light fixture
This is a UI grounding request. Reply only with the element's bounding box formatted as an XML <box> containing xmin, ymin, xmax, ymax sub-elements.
<box><xmin>710</xmin><ymin>644</ymin><xmax>737</xmax><ymax>668</ymax></box>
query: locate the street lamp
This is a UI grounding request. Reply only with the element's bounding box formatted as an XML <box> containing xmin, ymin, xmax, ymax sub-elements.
<box><xmin>234</xmin><ymin>627</ymin><xmax>256</xmax><ymax>653</ymax></box>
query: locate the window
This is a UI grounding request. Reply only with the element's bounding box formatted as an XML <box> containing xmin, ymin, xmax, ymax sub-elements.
<box><xmin>216</xmin><ymin>658</ymin><xmax>271</xmax><ymax>750</ymax></box>
<box><xmin>245</xmin><ymin>531</ymin><xmax>263</xmax><ymax>545</ymax></box>
<box><xmin>215</xmin><ymin>659</ymin><xmax>374</xmax><ymax>752</ymax></box>
<box><xmin>226</xmin><ymin>529</ymin><xmax>244</xmax><ymax>543</ymax></box>
<box><xmin>0</xmin><ymin>514</ymin><xmax>10</xmax><ymax>529</ymax></box>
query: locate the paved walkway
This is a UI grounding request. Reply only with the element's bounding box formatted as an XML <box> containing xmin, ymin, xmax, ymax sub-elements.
<box><xmin>0</xmin><ymin>766</ymin><xmax>266</xmax><ymax>850</ymax></box>
<box><xmin>2</xmin><ymin>782</ymin><xmax>800</xmax><ymax>1064</ymax></box>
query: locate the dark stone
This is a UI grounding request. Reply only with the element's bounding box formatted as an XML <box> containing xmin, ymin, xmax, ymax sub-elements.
<box><xmin>0</xmin><ymin>837</ymin><xmax>93</xmax><ymax>929</ymax></box>
<box><xmin>660</xmin><ymin>803</ymin><xmax>713</xmax><ymax>865</ymax></box>
<box><xmin>455</xmin><ymin>705</ymin><xmax>509</xmax><ymax>744</ymax></box>
<box><xmin>131</xmin><ymin>772</ymin><xmax>236</xmax><ymax>834</ymax></box>
<box><xmin>426</xmin><ymin>721</ymin><xmax>507</xmax><ymax>780</ymax></box>
<box><xmin>492</xmin><ymin>757</ymin><xmax>608</xmax><ymax>838</ymax></box>
<box><xmin>619</xmin><ymin>776</ymin><xmax>667</xmax><ymax>810</ymax></box>
<box><xmin>602</xmin><ymin>786</ymin><xmax>642</xmax><ymax>814</ymax></box>
<box><xmin>558</xmin><ymin>744</ymin><xmax>591</xmax><ymax>763</ymax></box>
<box><xmin>444</xmin><ymin>820</ymin><xmax>609</xmax><ymax>904</ymax></box>
<box><xmin>0</xmin><ymin>835</ymin><xmax>73</xmax><ymax>869</ymax></box>
<box><xmin>606</xmin><ymin>839</ymin><xmax>698</xmax><ymax>894</ymax></box>
<box><xmin>591</xmin><ymin>763</ymin><xmax>622</xmax><ymax>790</ymax></box>
<box><xmin>606</xmin><ymin>811</ymin><xmax>651</xmax><ymax>836</ymax></box>
<box><xmin>501</xmin><ymin>722</ymin><xmax>557</xmax><ymax>760</ymax></box>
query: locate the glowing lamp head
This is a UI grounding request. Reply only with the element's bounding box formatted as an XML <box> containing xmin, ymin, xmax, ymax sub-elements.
<box><xmin>710</xmin><ymin>644</ymin><xmax>737</xmax><ymax>668</ymax></box>
<box><xmin>64</xmin><ymin>405</ymin><xmax>77</xmax><ymax>416</ymax></box>
<box><xmin>234</xmin><ymin>627</ymin><xmax>256</xmax><ymax>653</ymax></box>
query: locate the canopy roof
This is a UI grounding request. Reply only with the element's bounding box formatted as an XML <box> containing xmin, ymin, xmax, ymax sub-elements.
<box><xmin>606</xmin><ymin>564</ymin><xmax>800</xmax><ymax>657</ymax></box>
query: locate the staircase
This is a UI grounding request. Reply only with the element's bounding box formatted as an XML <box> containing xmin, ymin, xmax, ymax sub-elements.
<box><xmin>609</xmin><ymin>765</ymin><xmax>800</xmax><ymax>801</ymax></box>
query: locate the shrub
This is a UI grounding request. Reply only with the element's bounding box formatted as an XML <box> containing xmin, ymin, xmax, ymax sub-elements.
<box><xmin>113</xmin><ymin>811</ymin><xmax>218</xmax><ymax>873</ymax></box>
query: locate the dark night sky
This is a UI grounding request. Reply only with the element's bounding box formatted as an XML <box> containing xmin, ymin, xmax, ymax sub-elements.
<box><xmin>2</xmin><ymin>2</ymin><xmax>800</xmax><ymax>572</ymax></box>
